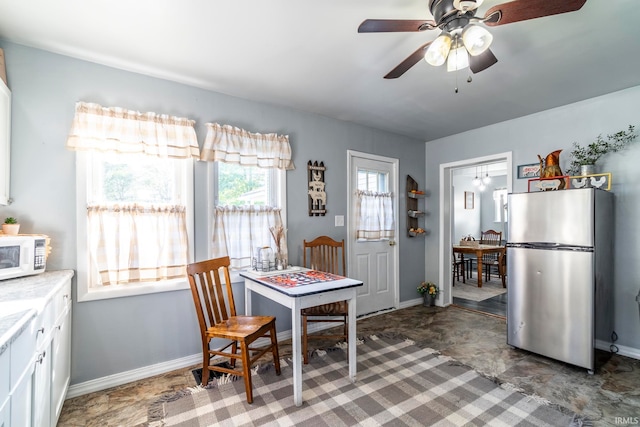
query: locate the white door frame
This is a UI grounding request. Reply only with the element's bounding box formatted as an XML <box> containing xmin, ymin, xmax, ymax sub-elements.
<box><xmin>438</xmin><ymin>151</ymin><xmax>512</xmax><ymax>306</ymax></box>
<box><xmin>347</xmin><ymin>150</ymin><xmax>400</xmax><ymax>314</ymax></box>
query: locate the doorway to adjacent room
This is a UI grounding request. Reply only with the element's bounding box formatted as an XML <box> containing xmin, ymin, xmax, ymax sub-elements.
<box><xmin>439</xmin><ymin>152</ymin><xmax>513</xmax><ymax>318</ymax></box>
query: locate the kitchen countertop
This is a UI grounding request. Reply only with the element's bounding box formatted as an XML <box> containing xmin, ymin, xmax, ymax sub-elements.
<box><xmin>0</xmin><ymin>270</ymin><xmax>74</xmax><ymax>355</ymax></box>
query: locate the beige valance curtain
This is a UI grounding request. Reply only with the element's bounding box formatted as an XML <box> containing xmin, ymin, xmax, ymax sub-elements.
<box><xmin>200</xmin><ymin>122</ymin><xmax>294</xmax><ymax>170</ymax></box>
<box><xmin>66</xmin><ymin>102</ymin><xmax>200</xmax><ymax>159</ymax></box>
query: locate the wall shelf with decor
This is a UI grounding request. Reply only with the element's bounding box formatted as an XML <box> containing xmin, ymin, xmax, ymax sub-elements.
<box><xmin>406</xmin><ymin>175</ymin><xmax>426</xmax><ymax>237</ymax></box>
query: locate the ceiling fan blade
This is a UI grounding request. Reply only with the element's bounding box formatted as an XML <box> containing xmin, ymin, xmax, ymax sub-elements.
<box><xmin>358</xmin><ymin>19</ymin><xmax>437</xmax><ymax>33</ymax></box>
<box><xmin>384</xmin><ymin>42</ymin><xmax>432</xmax><ymax>79</ymax></box>
<box><xmin>469</xmin><ymin>49</ymin><xmax>498</xmax><ymax>74</ymax></box>
<box><xmin>483</xmin><ymin>0</ymin><xmax>587</xmax><ymax>27</ymax></box>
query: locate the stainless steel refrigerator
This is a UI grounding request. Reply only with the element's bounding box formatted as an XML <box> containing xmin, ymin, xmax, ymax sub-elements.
<box><xmin>506</xmin><ymin>188</ymin><xmax>614</xmax><ymax>372</ymax></box>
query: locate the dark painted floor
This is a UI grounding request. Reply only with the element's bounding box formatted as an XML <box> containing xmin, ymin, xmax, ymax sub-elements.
<box><xmin>453</xmin><ymin>292</ymin><xmax>507</xmax><ymax>317</ymax></box>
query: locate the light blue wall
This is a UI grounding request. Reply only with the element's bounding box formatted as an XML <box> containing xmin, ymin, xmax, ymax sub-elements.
<box><xmin>0</xmin><ymin>41</ymin><xmax>426</xmax><ymax>385</ymax></box>
<box><xmin>426</xmin><ymin>85</ymin><xmax>640</xmax><ymax>356</ymax></box>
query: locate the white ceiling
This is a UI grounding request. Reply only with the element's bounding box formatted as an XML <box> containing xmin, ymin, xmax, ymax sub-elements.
<box><xmin>1</xmin><ymin>0</ymin><xmax>639</xmax><ymax>141</ymax></box>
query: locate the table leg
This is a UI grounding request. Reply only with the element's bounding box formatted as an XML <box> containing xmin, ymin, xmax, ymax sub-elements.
<box><xmin>476</xmin><ymin>250</ymin><xmax>483</xmax><ymax>288</ymax></box>
<box><xmin>348</xmin><ymin>292</ymin><xmax>357</xmax><ymax>382</ymax></box>
<box><xmin>244</xmin><ymin>281</ymin><xmax>252</xmax><ymax>315</ymax></box>
<box><xmin>291</xmin><ymin>300</ymin><xmax>303</xmax><ymax>407</ymax></box>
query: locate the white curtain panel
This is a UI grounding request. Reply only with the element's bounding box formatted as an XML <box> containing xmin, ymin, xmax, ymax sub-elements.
<box><xmin>356</xmin><ymin>190</ymin><xmax>395</xmax><ymax>241</ymax></box>
<box><xmin>200</xmin><ymin>122</ymin><xmax>294</xmax><ymax>170</ymax></box>
<box><xmin>211</xmin><ymin>206</ymin><xmax>286</xmax><ymax>270</ymax></box>
<box><xmin>87</xmin><ymin>205</ymin><xmax>188</xmax><ymax>285</ymax></box>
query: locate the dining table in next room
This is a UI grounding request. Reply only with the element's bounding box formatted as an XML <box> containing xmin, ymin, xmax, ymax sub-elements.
<box><xmin>452</xmin><ymin>244</ymin><xmax>506</xmax><ymax>288</ymax></box>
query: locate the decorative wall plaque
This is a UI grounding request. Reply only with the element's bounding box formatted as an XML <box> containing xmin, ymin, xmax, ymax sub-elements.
<box><xmin>307</xmin><ymin>160</ymin><xmax>326</xmax><ymax>216</ymax></box>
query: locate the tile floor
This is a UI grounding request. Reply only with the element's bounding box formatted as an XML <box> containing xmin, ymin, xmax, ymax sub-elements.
<box><xmin>58</xmin><ymin>305</ymin><xmax>640</xmax><ymax>426</ymax></box>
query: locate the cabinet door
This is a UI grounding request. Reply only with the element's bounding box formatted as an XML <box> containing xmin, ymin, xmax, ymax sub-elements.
<box><xmin>11</xmin><ymin>364</ymin><xmax>33</xmax><ymax>427</ymax></box>
<box><xmin>0</xmin><ymin>395</ymin><xmax>9</xmax><ymax>427</ymax></box>
<box><xmin>32</xmin><ymin>341</ymin><xmax>52</xmax><ymax>427</ymax></box>
<box><xmin>0</xmin><ymin>80</ymin><xmax>10</xmax><ymax>206</ymax></box>
<box><xmin>50</xmin><ymin>307</ymin><xmax>71</xmax><ymax>425</ymax></box>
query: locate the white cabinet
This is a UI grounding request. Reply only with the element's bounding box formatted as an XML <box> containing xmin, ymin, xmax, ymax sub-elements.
<box><xmin>50</xmin><ymin>293</ymin><xmax>71</xmax><ymax>425</ymax></box>
<box><xmin>3</xmin><ymin>273</ymin><xmax>73</xmax><ymax>427</ymax></box>
<box><xmin>0</xmin><ymin>341</ymin><xmax>10</xmax><ymax>427</ymax></box>
<box><xmin>9</xmin><ymin>312</ymin><xmax>36</xmax><ymax>427</ymax></box>
<box><xmin>0</xmin><ymin>79</ymin><xmax>10</xmax><ymax>205</ymax></box>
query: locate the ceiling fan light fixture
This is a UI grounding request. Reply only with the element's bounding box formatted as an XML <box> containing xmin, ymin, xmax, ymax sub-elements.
<box><xmin>424</xmin><ymin>32</ymin><xmax>452</xmax><ymax>66</ymax></box>
<box><xmin>453</xmin><ymin>0</ymin><xmax>484</xmax><ymax>12</ymax></box>
<box><xmin>446</xmin><ymin>45</ymin><xmax>469</xmax><ymax>72</ymax></box>
<box><xmin>461</xmin><ymin>24</ymin><xmax>493</xmax><ymax>56</ymax></box>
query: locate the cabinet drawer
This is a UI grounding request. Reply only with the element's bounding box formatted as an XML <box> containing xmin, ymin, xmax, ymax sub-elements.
<box><xmin>52</xmin><ymin>279</ymin><xmax>72</xmax><ymax>321</ymax></box>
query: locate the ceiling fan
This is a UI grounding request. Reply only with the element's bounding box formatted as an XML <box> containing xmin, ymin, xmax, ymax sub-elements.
<box><xmin>358</xmin><ymin>0</ymin><xmax>588</xmax><ymax>79</ymax></box>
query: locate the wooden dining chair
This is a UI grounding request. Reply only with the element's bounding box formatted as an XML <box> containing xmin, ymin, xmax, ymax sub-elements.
<box><xmin>301</xmin><ymin>236</ymin><xmax>347</xmax><ymax>364</ymax></box>
<box><xmin>452</xmin><ymin>249</ymin><xmax>466</xmax><ymax>286</ymax></box>
<box><xmin>480</xmin><ymin>229</ymin><xmax>503</xmax><ymax>282</ymax></box>
<box><xmin>187</xmin><ymin>256</ymin><xmax>281</xmax><ymax>404</ymax></box>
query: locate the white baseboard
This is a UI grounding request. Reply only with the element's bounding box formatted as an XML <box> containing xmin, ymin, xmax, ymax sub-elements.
<box><xmin>596</xmin><ymin>339</ymin><xmax>640</xmax><ymax>360</ymax></box>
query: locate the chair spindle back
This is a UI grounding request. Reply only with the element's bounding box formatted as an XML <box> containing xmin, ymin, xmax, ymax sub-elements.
<box><xmin>187</xmin><ymin>256</ymin><xmax>236</xmax><ymax>336</ymax></box>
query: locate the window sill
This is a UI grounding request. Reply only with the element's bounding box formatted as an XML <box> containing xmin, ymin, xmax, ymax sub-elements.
<box><xmin>77</xmin><ymin>277</ymin><xmax>190</xmax><ymax>302</ymax></box>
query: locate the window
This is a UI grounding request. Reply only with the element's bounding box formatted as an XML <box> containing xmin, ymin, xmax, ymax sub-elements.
<box><xmin>202</xmin><ymin>123</ymin><xmax>293</xmax><ymax>274</ymax></box>
<box><xmin>75</xmin><ymin>151</ymin><xmax>195</xmax><ymax>301</ymax></box>
<box><xmin>355</xmin><ymin>167</ymin><xmax>394</xmax><ymax>241</ymax></box>
<box><xmin>208</xmin><ymin>162</ymin><xmax>286</xmax><ymax>273</ymax></box>
<box><xmin>357</xmin><ymin>169</ymin><xmax>388</xmax><ymax>192</ymax></box>
<box><xmin>493</xmin><ymin>189</ymin><xmax>508</xmax><ymax>222</ymax></box>
<box><xmin>67</xmin><ymin>102</ymin><xmax>199</xmax><ymax>301</ymax></box>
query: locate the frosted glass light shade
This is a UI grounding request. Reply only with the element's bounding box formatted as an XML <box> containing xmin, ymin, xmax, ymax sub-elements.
<box><xmin>425</xmin><ymin>32</ymin><xmax>452</xmax><ymax>66</ymax></box>
<box><xmin>461</xmin><ymin>24</ymin><xmax>493</xmax><ymax>56</ymax></box>
<box><xmin>446</xmin><ymin>46</ymin><xmax>469</xmax><ymax>72</ymax></box>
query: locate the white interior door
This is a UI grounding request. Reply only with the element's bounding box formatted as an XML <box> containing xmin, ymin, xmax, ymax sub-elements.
<box><xmin>347</xmin><ymin>151</ymin><xmax>398</xmax><ymax>316</ymax></box>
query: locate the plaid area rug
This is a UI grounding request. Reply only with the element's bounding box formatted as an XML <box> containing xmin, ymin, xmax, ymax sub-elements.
<box><xmin>148</xmin><ymin>335</ymin><xmax>584</xmax><ymax>426</ymax></box>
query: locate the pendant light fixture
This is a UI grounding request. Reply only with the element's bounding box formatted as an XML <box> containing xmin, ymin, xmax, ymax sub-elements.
<box><xmin>482</xmin><ymin>165</ymin><xmax>491</xmax><ymax>184</ymax></box>
<box><xmin>472</xmin><ymin>167</ymin><xmax>481</xmax><ymax>187</ymax></box>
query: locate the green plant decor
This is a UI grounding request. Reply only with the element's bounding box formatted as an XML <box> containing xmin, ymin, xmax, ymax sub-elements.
<box><xmin>3</xmin><ymin>217</ymin><xmax>17</xmax><ymax>224</ymax></box>
<box><xmin>566</xmin><ymin>125</ymin><xmax>637</xmax><ymax>175</ymax></box>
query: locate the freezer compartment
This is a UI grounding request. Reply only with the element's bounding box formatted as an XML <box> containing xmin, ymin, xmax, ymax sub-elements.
<box><xmin>507</xmin><ymin>246</ymin><xmax>595</xmax><ymax>370</ymax></box>
<box><xmin>508</xmin><ymin>189</ymin><xmax>595</xmax><ymax>247</ymax></box>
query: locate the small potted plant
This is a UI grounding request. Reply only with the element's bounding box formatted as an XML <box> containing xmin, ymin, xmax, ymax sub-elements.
<box><xmin>566</xmin><ymin>125</ymin><xmax>637</xmax><ymax>176</ymax></box>
<box><xmin>417</xmin><ymin>281</ymin><xmax>439</xmax><ymax>307</ymax></box>
<box><xmin>2</xmin><ymin>217</ymin><xmax>20</xmax><ymax>235</ymax></box>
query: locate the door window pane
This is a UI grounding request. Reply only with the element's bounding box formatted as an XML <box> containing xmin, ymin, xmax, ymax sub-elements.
<box><xmin>357</xmin><ymin>169</ymin><xmax>388</xmax><ymax>192</ymax></box>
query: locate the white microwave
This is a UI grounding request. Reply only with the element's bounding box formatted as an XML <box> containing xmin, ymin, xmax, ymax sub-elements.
<box><xmin>0</xmin><ymin>235</ymin><xmax>47</xmax><ymax>281</ymax></box>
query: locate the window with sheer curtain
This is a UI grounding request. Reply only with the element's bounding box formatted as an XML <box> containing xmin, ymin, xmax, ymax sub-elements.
<box><xmin>67</xmin><ymin>102</ymin><xmax>199</xmax><ymax>301</ymax></box>
<box><xmin>201</xmin><ymin>123</ymin><xmax>294</xmax><ymax>271</ymax></box>
<box><xmin>493</xmin><ymin>188</ymin><xmax>508</xmax><ymax>222</ymax></box>
<box><xmin>355</xmin><ymin>190</ymin><xmax>395</xmax><ymax>241</ymax></box>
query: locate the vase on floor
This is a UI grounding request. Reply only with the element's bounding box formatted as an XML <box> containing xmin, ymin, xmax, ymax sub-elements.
<box><xmin>423</xmin><ymin>294</ymin><xmax>436</xmax><ymax>307</ymax></box>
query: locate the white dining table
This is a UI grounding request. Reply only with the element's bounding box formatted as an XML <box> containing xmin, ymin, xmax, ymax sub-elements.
<box><xmin>240</xmin><ymin>267</ymin><xmax>363</xmax><ymax>407</ymax></box>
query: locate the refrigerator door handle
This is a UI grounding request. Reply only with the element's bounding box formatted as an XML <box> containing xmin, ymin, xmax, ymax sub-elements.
<box><xmin>506</xmin><ymin>242</ymin><xmax>593</xmax><ymax>252</ymax></box>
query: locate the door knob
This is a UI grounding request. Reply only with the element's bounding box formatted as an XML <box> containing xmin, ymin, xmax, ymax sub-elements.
<box><xmin>389</xmin><ymin>240</ymin><xmax>396</xmax><ymax>246</ymax></box>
